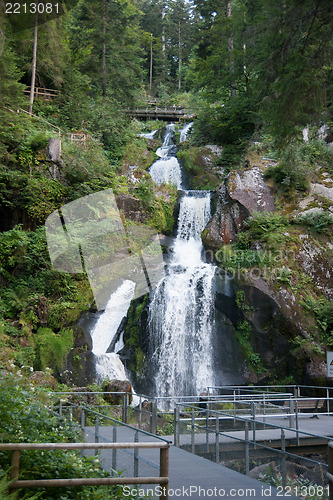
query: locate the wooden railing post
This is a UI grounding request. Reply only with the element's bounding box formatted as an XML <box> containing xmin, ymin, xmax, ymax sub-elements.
<box><xmin>160</xmin><ymin>446</ymin><xmax>169</xmax><ymax>500</ymax></box>
<box><xmin>10</xmin><ymin>450</ymin><xmax>20</xmax><ymax>480</ymax></box>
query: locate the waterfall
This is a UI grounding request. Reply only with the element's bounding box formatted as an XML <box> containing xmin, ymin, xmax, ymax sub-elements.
<box><xmin>179</xmin><ymin>121</ymin><xmax>193</xmax><ymax>143</ymax></box>
<box><xmin>149</xmin><ymin>123</ymin><xmax>183</xmax><ymax>189</ymax></box>
<box><xmin>148</xmin><ymin>191</ymin><xmax>216</xmax><ymax>399</ymax></box>
<box><xmin>91</xmin><ymin>280</ymin><xmax>135</xmax><ymax>383</ymax></box>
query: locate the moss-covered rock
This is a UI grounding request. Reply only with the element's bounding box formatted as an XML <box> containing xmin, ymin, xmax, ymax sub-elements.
<box><xmin>121</xmin><ymin>294</ymin><xmax>150</xmax><ymax>388</ymax></box>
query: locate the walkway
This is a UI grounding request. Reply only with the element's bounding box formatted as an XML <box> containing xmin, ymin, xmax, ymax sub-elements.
<box><xmin>84</xmin><ymin>426</ymin><xmax>301</xmax><ymax>499</ymax></box>
<box><xmin>173</xmin><ymin>414</ymin><xmax>333</xmax><ymax>450</ymax></box>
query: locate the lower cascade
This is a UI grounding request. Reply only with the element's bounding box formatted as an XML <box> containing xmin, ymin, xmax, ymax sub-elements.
<box><xmin>148</xmin><ymin>190</ymin><xmax>216</xmax><ymax>399</ymax></box>
<box><xmin>91</xmin><ymin>280</ymin><xmax>135</xmax><ymax>382</ymax></box>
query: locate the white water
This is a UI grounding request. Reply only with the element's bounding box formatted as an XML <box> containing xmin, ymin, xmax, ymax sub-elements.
<box><xmin>180</xmin><ymin>121</ymin><xmax>193</xmax><ymax>143</ymax></box>
<box><xmin>149</xmin><ymin>124</ymin><xmax>183</xmax><ymax>189</ymax></box>
<box><xmin>148</xmin><ymin>191</ymin><xmax>216</xmax><ymax>399</ymax></box>
<box><xmin>91</xmin><ymin>280</ymin><xmax>135</xmax><ymax>382</ymax></box>
<box><xmin>138</xmin><ymin>129</ymin><xmax>158</xmax><ymax>139</ymax></box>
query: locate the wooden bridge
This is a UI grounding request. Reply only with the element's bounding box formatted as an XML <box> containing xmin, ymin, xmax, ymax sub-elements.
<box><xmin>125</xmin><ymin>106</ymin><xmax>196</xmax><ymax>121</ymax></box>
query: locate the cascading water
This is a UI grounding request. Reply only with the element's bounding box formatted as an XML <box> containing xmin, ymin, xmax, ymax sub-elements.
<box><xmin>91</xmin><ymin>280</ymin><xmax>135</xmax><ymax>382</ymax></box>
<box><xmin>148</xmin><ymin>191</ymin><xmax>216</xmax><ymax>398</ymax></box>
<box><xmin>179</xmin><ymin>121</ymin><xmax>193</xmax><ymax>143</ymax></box>
<box><xmin>147</xmin><ymin>122</ymin><xmax>217</xmax><ymax>399</ymax></box>
<box><xmin>149</xmin><ymin>124</ymin><xmax>183</xmax><ymax>189</ymax></box>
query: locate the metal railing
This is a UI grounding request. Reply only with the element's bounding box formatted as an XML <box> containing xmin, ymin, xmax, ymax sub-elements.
<box><xmin>0</xmin><ymin>442</ymin><xmax>169</xmax><ymax>498</ymax></box>
<box><xmin>53</xmin><ymin>399</ymin><xmax>171</xmax><ymax>482</ymax></box>
<box><xmin>174</xmin><ymin>402</ymin><xmax>330</xmax><ymax>491</ymax></box>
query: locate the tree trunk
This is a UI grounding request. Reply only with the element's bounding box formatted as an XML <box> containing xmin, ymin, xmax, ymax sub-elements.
<box><xmin>227</xmin><ymin>0</ymin><xmax>236</xmax><ymax>98</ymax></box>
<box><xmin>102</xmin><ymin>0</ymin><xmax>107</xmax><ymax>103</ymax></box>
<box><xmin>150</xmin><ymin>33</ymin><xmax>153</xmax><ymax>90</ymax></box>
<box><xmin>161</xmin><ymin>2</ymin><xmax>166</xmax><ymax>80</ymax></box>
<box><xmin>28</xmin><ymin>9</ymin><xmax>38</xmax><ymax>114</ymax></box>
<box><xmin>178</xmin><ymin>19</ymin><xmax>182</xmax><ymax>90</ymax></box>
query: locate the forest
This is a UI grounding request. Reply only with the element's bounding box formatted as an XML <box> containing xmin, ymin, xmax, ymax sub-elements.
<box><xmin>0</xmin><ymin>0</ymin><xmax>333</xmax><ymax>497</ymax></box>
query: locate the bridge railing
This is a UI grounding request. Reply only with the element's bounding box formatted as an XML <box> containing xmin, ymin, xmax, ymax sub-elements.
<box><xmin>51</xmin><ymin>399</ymin><xmax>171</xmax><ymax>484</ymax></box>
<box><xmin>208</xmin><ymin>384</ymin><xmax>333</xmax><ymax>402</ymax></box>
<box><xmin>0</xmin><ymin>441</ymin><xmax>169</xmax><ymax>497</ymax></box>
<box><xmin>174</xmin><ymin>402</ymin><xmax>330</xmax><ymax>493</ymax></box>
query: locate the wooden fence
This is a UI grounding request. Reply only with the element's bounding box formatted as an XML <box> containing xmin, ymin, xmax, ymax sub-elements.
<box><xmin>24</xmin><ymin>86</ymin><xmax>59</xmax><ymax>99</ymax></box>
<box><xmin>0</xmin><ymin>442</ymin><xmax>170</xmax><ymax>499</ymax></box>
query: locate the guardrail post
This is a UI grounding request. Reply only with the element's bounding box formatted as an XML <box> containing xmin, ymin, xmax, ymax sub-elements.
<box><xmin>245</xmin><ymin>421</ymin><xmax>249</xmax><ymax>475</ymax></box>
<box><xmin>134</xmin><ymin>431</ymin><xmax>139</xmax><ymax>477</ymax></box>
<box><xmin>295</xmin><ymin>400</ymin><xmax>299</xmax><ymax>447</ymax></box>
<box><xmin>251</xmin><ymin>402</ymin><xmax>256</xmax><ymax>448</ymax></box>
<box><xmin>81</xmin><ymin>408</ymin><xmax>85</xmax><ymax>434</ymax></box>
<box><xmin>112</xmin><ymin>425</ymin><xmax>117</xmax><ymax>472</ymax></box>
<box><xmin>206</xmin><ymin>408</ymin><xmax>209</xmax><ymax>453</ymax></box>
<box><xmin>281</xmin><ymin>429</ymin><xmax>287</xmax><ymax>489</ymax></box>
<box><xmin>59</xmin><ymin>400</ymin><xmax>62</xmax><ymax>416</ymax></box>
<box><xmin>327</xmin><ymin>389</ymin><xmax>330</xmax><ymax>416</ymax></box>
<box><xmin>122</xmin><ymin>394</ymin><xmax>128</xmax><ymax>424</ymax></box>
<box><xmin>289</xmin><ymin>398</ymin><xmax>295</xmax><ymax>428</ymax></box>
<box><xmin>69</xmin><ymin>407</ymin><xmax>73</xmax><ymax>429</ymax></box>
<box><xmin>191</xmin><ymin>407</ymin><xmax>195</xmax><ymax>454</ymax></box>
<box><xmin>328</xmin><ymin>441</ymin><xmax>333</xmax><ymax>500</ymax></box>
<box><xmin>174</xmin><ymin>406</ymin><xmax>180</xmax><ymax>447</ymax></box>
<box><xmin>94</xmin><ymin>416</ymin><xmax>99</xmax><ymax>456</ymax></box>
<box><xmin>151</xmin><ymin>400</ymin><xmax>157</xmax><ymax>435</ymax></box>
<box><xmin>160</xmin><ymin>446</ymin><xmax>169</xmax><ymax>500</ymax></box>
<box><xmin>138</xmin><ymin>396</ymin><xmax>142</xmax><ymax>429</ymax></box>
<box><xmin>215</xmin><ymin>414</ymin><xmax>219</xmax><ymax>464</ymax></box>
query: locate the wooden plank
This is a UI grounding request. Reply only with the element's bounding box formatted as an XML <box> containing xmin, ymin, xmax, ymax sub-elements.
<box><xmin>0</xmin><ymin>442</ymin><xmax>169</xmax><ymax>451</ymax></box>
<box><xmin>10</xmin><ymin>476</ymin><xmax>169</xmax><ymax>489</ymax></box>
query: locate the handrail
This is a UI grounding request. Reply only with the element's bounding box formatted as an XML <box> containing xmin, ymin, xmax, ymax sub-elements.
<box><xmin>59</xmin><ymin>400</ymin><xmax>171</xmax><ymax>444</ymax></box>
<box><xmin>0</xmin><ymin>442</ymin><xmax>169</xmax><ymax>497</ymax></box>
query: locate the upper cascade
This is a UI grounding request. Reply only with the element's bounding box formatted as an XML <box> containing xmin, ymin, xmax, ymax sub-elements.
<box><xmin>149</xmin><ymin>123</ymin><xmax>183</xmax><ymax>189</ymax></box>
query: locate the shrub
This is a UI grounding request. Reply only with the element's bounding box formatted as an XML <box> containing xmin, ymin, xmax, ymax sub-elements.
<box><xmin>294</xmin><ymin>211</ymin><xmax>333</xmax><ymax>233</ymax></box>
<box><xmin>34</xmin><ymin>327</ymin><xmax>74</xmax><ymax>372</ymax></box>
<box><xmin>264</xmin><ymin>143</ymin><xmax>310</xmax><ymax>194</ymax></box>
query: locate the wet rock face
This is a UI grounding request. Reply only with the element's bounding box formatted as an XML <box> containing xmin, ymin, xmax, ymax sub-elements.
<box><xmin>202</xmin><ymin>186</ymin><xmax>249</xmax><ymax>251</ymax></box>
<box><xmin>202</xmin><ymin>168</ymin><xmax>275</xmax><ymax>252</ymax></box>
<box><xmin>297</xmin><ymin>235</ymin><xmax>333</xmax><ymax>299</ymax></box>
<box><xmin>116</xmin><ymin>194</ymin><xmax>148</xmax><ymax>223</ymax></box>
<box><xmin>227</xmin><ymin>167</ymin><xmax>276</xmax><ymax>214</ymax></box>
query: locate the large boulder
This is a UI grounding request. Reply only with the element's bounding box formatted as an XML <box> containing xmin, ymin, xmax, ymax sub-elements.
<box><xmin>227</xmin><ymin>167</ymin><xmax>275</xmax><ymax>213</ymax></box>
<box><xmin>116</xmin><ymin>194</ymin><xmax>148</xmax><ymax>222</ymax></box>
<box><xmin>102</xmin><ymin>379</ymin><xmax>132</xmax><ymax>405</ymax></box>
<box><xmin>202</xmin><ymin>168</ymin><xmax>275</xmax><ymax>253</ymax></box>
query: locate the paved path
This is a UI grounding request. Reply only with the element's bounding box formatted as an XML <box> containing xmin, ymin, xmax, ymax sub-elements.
<box><xmin>84</xmin><ymin>425</ymin><xmax>302</xmax><ymax>499</ymax></box>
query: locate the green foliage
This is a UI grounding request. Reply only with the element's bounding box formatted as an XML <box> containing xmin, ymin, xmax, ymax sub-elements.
<box><xmin>265</xmin><ymin>144</ymin><xmax>310</xmax><ymax>194</ymax></box>
<box><xmin>236</xmin><ymin>211</ymin><xmax>290</xmax><ymax>249</ymax></box>
<box><xmin>235</xmin><ymin>320</ymin><xmax>263</xmax><ymax>372</ymax></box>
<box><xmin>190</xmin><ymin>96</ymin><xmax>256</xmax><ymax>147</ymax></box>
<box><xmin>62</xmin><ymin>138</ymin><xmax>114</xmax><ymax>185</ymax></box>
<box><xmin>0</xmin><ymin>373</ymin><xmax>138</xmax><ymax>499</ymax></box>
<box><xmin>123</xmin><ymin>296</ymin><xmax>148</xmax><ymax>374</ymax></box>
<box><xmin>294</xmin><ymin>211</ymin><xmax>333</xmax><ymax>234</ymax></box>
<box><xmin>34</xmin><ymin>327</ymin><xmax>74</xmax><ymax>372</ymax></box>
<box><xmin>259</xmin><ymin>465</ymin><xmax>328</xmax><ymax>500</ymax></box>
<box><xmin>301</xmin><ymin>297</ymin><xmax>333</xmax><ymax>347</ymax></box>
